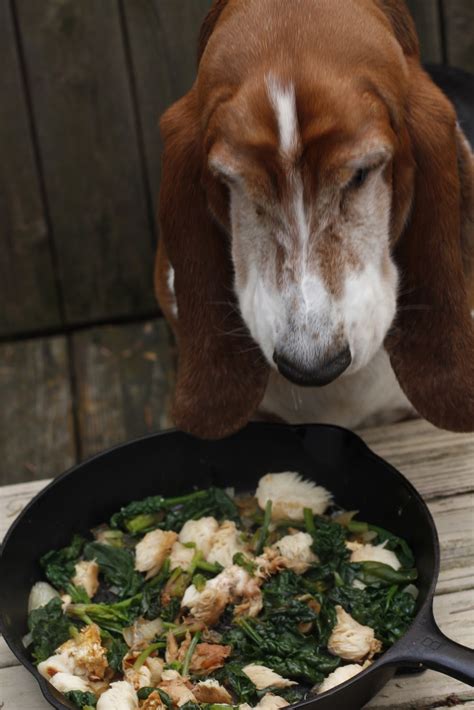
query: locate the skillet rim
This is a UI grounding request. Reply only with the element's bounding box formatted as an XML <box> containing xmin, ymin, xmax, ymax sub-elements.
<box><xmin>0</xmin><ymin>422</ymin><xmax>440</xmax><ymax>709</ymax></box>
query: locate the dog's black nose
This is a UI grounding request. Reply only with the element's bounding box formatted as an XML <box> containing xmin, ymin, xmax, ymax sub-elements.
<box><xmin>273</xmin><ymin>346</ymin><xmax>352</xmax><ymax>387</ymax></box>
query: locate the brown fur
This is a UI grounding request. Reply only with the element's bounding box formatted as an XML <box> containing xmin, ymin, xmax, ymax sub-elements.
<box><xmin>156</xmin><ymin>0</ymin><xmax>474</xmax><ymax>437</ymax></box>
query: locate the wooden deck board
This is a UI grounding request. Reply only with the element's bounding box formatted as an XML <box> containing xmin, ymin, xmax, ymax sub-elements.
<box><xmin>0</xmin><ymin>338</ymin><xmax>75</xmax><ymax>486</ymax></box>
<box><xmin>0</xmin><ymin>1</ymin><xmax>61</xmax><ymax>336</ymax></box>
<box><xmin>73</xmin><ymin>319</ymin><xmax>175</xmax><ymax>458</ymax></box>
<box><xmin>14</xmin><ymin>0</ymin><xmax>157</xmax><ymax>324</ymax></box>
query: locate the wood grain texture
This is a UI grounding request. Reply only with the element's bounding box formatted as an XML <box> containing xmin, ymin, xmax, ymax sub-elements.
<box><xmin>123</xmin><ymin>0</ymin><xmax>212</xmax><ymax>203</ymax></box>
<box><xmin>443</xmin><ymin>0</ymin><xmax>474</xmax><ymax>73</ymax></box>
<box><xmin>14</xmin><ymin>0</ymin><xmax>156</xmax><ymax>324</ymax></box>
<box><xmin>0</xmin><ymin>1</ymin><xmax>60</xmax><ymax>336</ymax></box>
<box><xmin>74</xmin><ymin>319</ymin><xmax>175</xmax><ymax>458</ymax></box>
<box><xmin>358</xmin><ymin>420</ymin><xmax>474</xmax><ymax>501</ymax></box>
<box><xmin>405</xmin><ymin>0</ymin><xmax>443</xmax><ymax>63</ymax></box>
<box><xmin>0</xmin><ymin>338</ymin><xmax>75</xmax><ymax>486</ymax></box>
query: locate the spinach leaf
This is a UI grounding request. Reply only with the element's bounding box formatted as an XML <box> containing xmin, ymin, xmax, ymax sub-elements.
<box><xmin>28</xmin><ymin>597</ymin><xmax>72</xmax><ymax>663</ymax></box>
<box><xmin>141</xmin><ymin>560</ymin><xmax>171</xmax><ymax>620</ymax></box>
<box><xmin>304</xmin><ymin>510</ymin><xmax>349</xmax><ymax>567</ymax></box>
<box><xmin>137</xmin><ymin>688</ymin><xmax>173</xmax><ymax>707</ymax></box>
<box><xmin>83</xmin><ymin>542</ymin><xmax>143</xmax><ymax>598</ymax></box>
<box><xmin>64</xmin><ymin>690</ymin><xmax>97</xmax><ymax>708</ymax></box>
<box><xmin>110</xmin><ymin>487</ymin><xmax>239</xmax><ymax>534</ymax></box>
<box><xmin>106</xmin><ymin>637</ymin><xmax>129</xmax><ymax>673</ymax></box>
<box><xmin>40</xmin><ymin>535</ymin><xmax>86</xmax><ymax>590</ymax></box>
<box><xmin>330</xmin><ymin>585</ymin><xmax>417</xmax><ymax>646</ymax></box>
<box><xmin>216</xmin><ymin>662</ymin><xmax>258</xmax><ymax>704</ymax></box>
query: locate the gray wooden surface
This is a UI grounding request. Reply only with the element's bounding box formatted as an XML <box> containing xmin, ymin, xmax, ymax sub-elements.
<box><xmin>0</xmin><ymin>1</ymin><xmax>60</xmax><ymax>335</ymax></box>
<box><xmin>0</xmin><ymin>320</ymin><xmax>175</xmax><ymax>487</ymax></box>
<box><xmin>73</xmin><ymin>319</ymin><xmax>175</xmax><ymax>459</ymax></box>
<box><xmin>14</xmin><ymin>0</ymin><xmax>157</xmax><ymax>325</ymax></box>
<box><xmin>0</xmin><ymin>0</ymin><xmax>472</xmax><ymax>336</ymax></box>
<box><xmin>0</xmin><ymin>337</ymin><xmax>75</xmax><ymax>484</ymax></box>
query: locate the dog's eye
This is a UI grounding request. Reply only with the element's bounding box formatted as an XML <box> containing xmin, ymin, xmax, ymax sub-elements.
<box><xmin>350</xmin><ymin>167</ymin><xmax>371</xmax><ymax>189</ymax></box>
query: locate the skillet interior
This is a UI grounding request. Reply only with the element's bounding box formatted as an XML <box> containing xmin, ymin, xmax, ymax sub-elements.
<box><xmin>0</xmin><ymin>423</ymin><xmax>438</xmax><ymax>709</ymax></box>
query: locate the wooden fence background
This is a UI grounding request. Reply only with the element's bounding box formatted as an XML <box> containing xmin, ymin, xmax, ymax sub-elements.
<box><xmin>1</xmin><ymin>0</ymin><xmax>473</xmax><ymax>339</ymax></box>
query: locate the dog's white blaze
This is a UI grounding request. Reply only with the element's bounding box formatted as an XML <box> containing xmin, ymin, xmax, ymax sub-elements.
<box><xmin>266</xmin><ymin>77</ymin><xmax>298</xmax><ymax>156</ymax></box>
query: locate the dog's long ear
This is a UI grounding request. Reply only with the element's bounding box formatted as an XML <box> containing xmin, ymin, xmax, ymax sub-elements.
<box><xmin>158</xmin><ymin>89</ymin><xmax>269</xmax><ymax>439</ymax></box>
<box><xmin>385</xmin><ymin>63</ymin><xmax>474</xmax><ymax>432</ymax></box>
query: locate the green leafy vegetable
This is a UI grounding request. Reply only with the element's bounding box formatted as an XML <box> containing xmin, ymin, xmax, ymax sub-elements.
<box><xmin>65</xmin><ymin>583</ymin><xmax>91</xmax><ymax>604</ymax></box>
<box><xmin>330</xmin><ymin>585</ymin><xmax>417</xmax><ymax>646</ymax></box>
<box><xmin>110</xmin><ymin>487</ymin><xmax>239</xmax><ymax>534</ymax></box>
<box><xmin>67</xmin><ymin>595</ymin><xmax>141</xmax><ymax>633</ymax></box>
<box><xmin>64</xmin><ymin>690</ymin><xmax>97</xmax><ymax>708</ymax></box>
<box><xmin>40</xmin><ymin>535</ymin><xmax>86</xmax><ymax>590</ymax></box>
<box><xmin>28</xmin><ymin>597</ymin><xmax>73</xmax><ymax>663</ymax></box>
<box><xmin>233</xmin><ymin>552</ymin><xmax>257</xmax><ymax>575</ymax></box>
<box><xmin>216</xmin><ymin>662</ymin><xmax>258</xmax><ymax>705</ymax></box>
<box><xmin>353</xmin><ymin>561</ymin><xmax>418</xmax><ymax>587</ymax></box>
<box><xmin>83</xmin><ymin>542</ymin><xmax>143</xmax><ymax>598</ymax></box>
<box><xmin>106</xmin><ymin>637</ymin><xmax>128</xmax><ymax>673</ymax></box>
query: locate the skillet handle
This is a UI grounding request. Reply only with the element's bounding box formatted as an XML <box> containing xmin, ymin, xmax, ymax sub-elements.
<box><xmin>387</xmin><ymin>603</ymin><xmax>474</xmax><ymax>686</ymax></box>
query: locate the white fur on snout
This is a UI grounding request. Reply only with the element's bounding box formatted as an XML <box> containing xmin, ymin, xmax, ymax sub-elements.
<box><xmin>342</xmin><ymin>261</ymin><xmax>397</xmax><ymax>373</ymax></box>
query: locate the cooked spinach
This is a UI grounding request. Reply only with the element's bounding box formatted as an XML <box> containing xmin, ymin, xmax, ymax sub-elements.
<box><xmin>106</xmin><ymin>636</ymin><xmax>129</xmax><ymax>673</ymax></box>
<box><xmin>64</xmin><ymin>690</ymin><xmax>97</xmax><ymax>708</ymax></box>
<box><xmin>40</xmin><ymin>535</ymin><xmax>86</xmax><ymax>590</ymax></box>
<box><xmin>110</xmin><ymin>487</ymin><xmax>239</xmax><ymax>534</ymax></box>
<box><xmin>29</xmin><ymin>479</ymin><xmax>418</xmax><ymax>709</ymax></box>
<box><xmin>28</xmin><ymin>597</ymin><xmax>73</xmax><ymax>663</ymax></box>
<box><xmin>83</xmin><ymin>542</ymin><xmax>143</xmax><ymax>598</ymax></box>
<box><xmin>330</xmin><ymin>584</ymin><xmax>417</xmax><ymax>646</ymax></box>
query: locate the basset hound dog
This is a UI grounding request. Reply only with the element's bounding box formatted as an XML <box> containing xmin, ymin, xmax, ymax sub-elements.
<box><xmin>155</xmin><ymin>0</ymin><xmax>474</xmax><ymax>439</ymax></box>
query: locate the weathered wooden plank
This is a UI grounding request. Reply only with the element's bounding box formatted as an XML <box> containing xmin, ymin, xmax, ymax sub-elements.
<box><xmin>443</xmin><ymin>0</ymin><xmax>474</xmax><ymax>73</ymax></box>
<box><xmin>123</xmin><ymin>0</ymin><xmax>212</xmax><ymax>202</ymax></box>
<box><xmin>0</xmin><ymin>1</ymin><xmax>60</xmax><ymax>336</ymax></box>
<box><xmin>0</xmin><ymin>479</ymin><xmax>50</xmax><ymax>542</ymax></box>
<box><xmin>0</xmin><ymin>338</ymin><xmax>75</xmax><ymax>487</ymax></box>
<box><xmin>73</xmin><ymin>319</ymin><xmax>175</xmax><ymax>458</ymax></box>
<box><xmin>14</xmin><ymin>0</ymin><xmax>157</xmax><ymax>324</ymax></box>
<box><xmin>405</xmin><ymin>0</ymin><xmax>443</xmax><ymax>63</ymax></box>
<box><xmin>358</xmin><ymin>420</ymin><xmax>474</xmax><ymax>501</ymax></box>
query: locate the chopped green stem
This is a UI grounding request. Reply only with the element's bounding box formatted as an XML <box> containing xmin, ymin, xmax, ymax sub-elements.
<box><xmin>126</xmin><ymin>513</ymin><xmax>159</xmax><ymax>534</ymax></box>
<box><xmin>255</xmin><ymin>500</ymin><xmax>272</xmax><ymax>555</ymax></box>
<box><xmin>304</xmin><ymin>507</ymin><xmax>316</xmax><ymax>536</ymax></box>
<box><xmin>347</xmin><ymin>520</ymin><xmax>369</xmax><ymax>533</ymax></box>
<box><xmin>69</xmin><ymin>625</ymin><xmax>80</xmax><ymax>639</ymax></box>
<box><xmin>133</xmin><ymin>642</ymin><xmax>166</xmax><ymax>670</ymax></box>
<box><xmin>238</xmin><ymin>618</ymin><xmax>263</xmax><ymax>645</ymax></box>
<box><xmin>181</xmin><ymin>630</ymin><xmax>201</xmax><ymax>677</ymax></box>
<box><xmin>195</xmin><ymin>559</ymin><xmax>222</xmax><ymax>574</ymax></box>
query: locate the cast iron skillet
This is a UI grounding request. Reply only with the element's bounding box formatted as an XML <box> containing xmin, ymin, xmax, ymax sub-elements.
<box><xmin>1</xmin><ymin>423</ymin><xmax>473</xmax><ymax>709</ymax></box>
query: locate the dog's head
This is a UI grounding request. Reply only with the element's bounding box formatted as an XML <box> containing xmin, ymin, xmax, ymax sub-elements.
<box><xmin>158</xmin><ymin>0</ymin><xmax>474</xmax><ymax>437</ymax></box>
